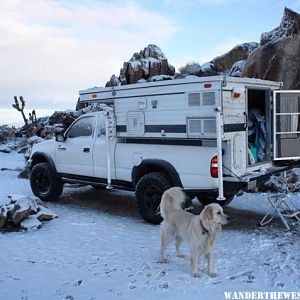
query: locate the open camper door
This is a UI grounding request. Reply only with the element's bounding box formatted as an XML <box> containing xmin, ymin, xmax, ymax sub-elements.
<box><xmin>273</xmin><ymin>90</ymin><xmax>300</xmax><ymax>161</ymax></box>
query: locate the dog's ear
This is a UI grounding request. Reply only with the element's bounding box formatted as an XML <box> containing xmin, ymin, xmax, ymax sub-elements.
<box><xmin>204</xmin><ymin>206</ymin><xmax>214</xmax><ymax>221</ymax></box>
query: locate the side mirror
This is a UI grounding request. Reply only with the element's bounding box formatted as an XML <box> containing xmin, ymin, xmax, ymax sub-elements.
<box><xmin>55</xmin><ymin>133</ymin><xmax>66</xmax><ymax>142</ymax></box>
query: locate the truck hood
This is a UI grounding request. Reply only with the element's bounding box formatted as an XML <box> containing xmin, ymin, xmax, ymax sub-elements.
<box><xmin>30</xmin><ymin>138</ymin><xmax>57</xmax><ymax>159</ymax></box>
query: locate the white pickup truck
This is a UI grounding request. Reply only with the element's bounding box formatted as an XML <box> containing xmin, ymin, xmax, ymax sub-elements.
<box><xmin>28</xmin><ymin>77</ymin><xmax>300</xmax><ymax>223</ymax></box>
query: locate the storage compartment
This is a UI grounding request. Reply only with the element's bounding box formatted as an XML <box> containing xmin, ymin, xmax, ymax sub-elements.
<box><xmin>247</xmin><ymin>89</ymin><xmax>271</xmax><ymax>165</ymax></box>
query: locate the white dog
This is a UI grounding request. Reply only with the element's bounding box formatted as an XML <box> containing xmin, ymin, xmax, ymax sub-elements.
<box><xmin>159</xmin><ymin>187</ymin><xmax>230</xmax><ymax>278</ymax></box>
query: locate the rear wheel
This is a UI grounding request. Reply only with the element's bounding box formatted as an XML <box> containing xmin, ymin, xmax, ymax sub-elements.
<box><xmin>30</xmin><ymin>162</ymin><xmax>63</xmax><ymax>201</ymax></box>
<box><xmin>135</xmin><ymin>172</ymin><xmax>171</xmax><ymax>224</ymax></box>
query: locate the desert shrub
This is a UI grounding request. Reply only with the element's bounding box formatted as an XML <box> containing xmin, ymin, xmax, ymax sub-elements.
<box><xmin>178</xmin><ymin>62</ymin><xmax>201</xmax><ymax>75</ymax></box>
<box><xmin>0</xmin><ymin>125</ymin><xmax>16</xmax><ymax>143</ymax></box>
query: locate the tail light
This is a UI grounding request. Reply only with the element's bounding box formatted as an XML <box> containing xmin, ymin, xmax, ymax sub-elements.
<box><xmin>210</xmin><ymin>155</ymin><xmax>218</xmax><ymax>178</ymax></box>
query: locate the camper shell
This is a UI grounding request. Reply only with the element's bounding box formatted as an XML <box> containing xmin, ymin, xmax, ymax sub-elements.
<box><xmin>79</xmin><ymin>76</ymin><xmax>300</xmax><ymax>198</ymax></box>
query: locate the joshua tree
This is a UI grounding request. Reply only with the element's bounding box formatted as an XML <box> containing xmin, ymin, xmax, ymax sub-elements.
<box><xmin>12</xmin><ymin>96</ymin><xmax>28</xmax><ymax>126</ymax></box>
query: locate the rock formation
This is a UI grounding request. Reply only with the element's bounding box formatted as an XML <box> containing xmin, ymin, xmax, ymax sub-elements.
<box><xmin>106</xmin><ymin>44</ymin><xmax>175</xmax><ymax>87</ymax></box>
<box><xmin>243</xmin><ymin>7</ymin><xmax>300</xmax><ymax>89</ymax></box>
<box><xmin>0</xmin><ymin>194</ymin><xmax>57</xmax><ymax>231</ymax></box>
<box><xmin>200</xmin><ymin>42</ymin><xmax>259</xmax><ymax>76</ymax></box>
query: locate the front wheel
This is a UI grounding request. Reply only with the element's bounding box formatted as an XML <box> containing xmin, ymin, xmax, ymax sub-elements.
<box><xmin>30</xmin><ymin>162</ymin><xmax>63</xmax><ymax>201</ymax></box>
<box><xmin>135</xmin><ymin>172</ymin><xmax>171</xmax><ymax>224</ymax></box>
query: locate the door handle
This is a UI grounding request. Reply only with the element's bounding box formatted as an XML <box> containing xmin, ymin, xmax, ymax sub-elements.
<box><xmin>57</xmin><ymin>147</ymin><xmax>66</xmax><ymax>151</ymax></box>
<box><xmin>83</xmin><ymin>147</ymin><xmax>90</xmax><ymax>153</ymax></box>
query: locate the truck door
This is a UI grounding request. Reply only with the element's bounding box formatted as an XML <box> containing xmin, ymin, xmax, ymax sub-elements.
<box><xmin>56</xmin><ymin>115</ymin><xmax>96</xmax><ymax>177</ymax></box>
<box><xmin>273</xmin><ymin>90</ymin><xmax>300</xmax><ymax>161</ymax></box>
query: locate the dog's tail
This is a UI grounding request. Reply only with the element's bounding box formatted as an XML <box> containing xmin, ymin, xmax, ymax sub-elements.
<box><xmin>160</xmin><ymin>187</ymin><xmax>186</xmax><ymax>219</ymax></box>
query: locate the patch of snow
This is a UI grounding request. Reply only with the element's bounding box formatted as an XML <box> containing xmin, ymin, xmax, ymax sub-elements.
<box><xmin>27</xmin><ymin>135</ymin><xmax>44</xmax><ymax>145</ymax></box>
<box><xmin>0</xmin><ymin>152</ymin><xmax>299</xmax><ymax>299</ymax></box>
<box><xmin>184</xmin><ymin>75</ymin><xmax>202</xmax><ymax>80</ymax></box>
<box><xmin>147</xmin><ymin>75</ymin><xmax>174</xmax><ymax>82</ymax></box>
<box><xmin>229</xmin><ymin>60</ymin><xmax>247</xmax><ymax>77</ymax></box>
<box><xmin>0</xmin><ymin>144</ymin><xmax>12</xmax><ymax>153</ymax></box>
<box><xmin>20</xmin><ymin>215</ymin><xmax>42</xmax><ymax>230</ymax></box>
<box><xmin>201</xmin><ymin>61</ymin><xmax>213</xmax><ymax>71</ymax></box>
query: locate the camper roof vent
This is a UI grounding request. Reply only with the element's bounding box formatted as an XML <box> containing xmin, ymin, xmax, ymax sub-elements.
<box><xmin>188</xmin><ymin>93</ymin><xmax>201</xmax><ymax>107</ymax></box>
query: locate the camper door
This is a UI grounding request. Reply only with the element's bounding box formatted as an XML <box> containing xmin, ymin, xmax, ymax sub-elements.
<box><xmin>273</xmin><ymin>90</ymin><xmax>300</xmax><ymax>160</ymax></box>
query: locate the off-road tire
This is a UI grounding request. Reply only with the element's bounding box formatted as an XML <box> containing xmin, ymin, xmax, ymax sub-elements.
<box><xmin>30</xmin><ymin>162</ymin><xmax>63</xmax><ymax>201</ymax></box>
<box><xmin>135</xmin><ymin>172</ymin><xmax>172</xmax><ymax>224</ymax></box>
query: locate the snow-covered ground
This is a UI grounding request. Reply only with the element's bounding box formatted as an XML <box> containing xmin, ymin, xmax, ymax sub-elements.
<box><xmin>0</xmin><ymin>152</ymin><xmax>299</xmax><ymax>300</ymax></box>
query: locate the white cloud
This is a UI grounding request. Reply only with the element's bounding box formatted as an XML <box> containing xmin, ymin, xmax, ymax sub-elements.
<box><xmin>0</xmin><ymin>0</ymin><xmax>178</xmax><ymax>111</ymax></box>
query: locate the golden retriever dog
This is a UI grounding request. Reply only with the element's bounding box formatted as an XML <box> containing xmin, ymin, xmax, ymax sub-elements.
<box><xmin>159</xmin><ymin>187</ymin><xmax>230</xmax><ymax>278</ymax></box>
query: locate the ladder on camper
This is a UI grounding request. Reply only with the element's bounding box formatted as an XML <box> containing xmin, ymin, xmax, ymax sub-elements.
<box><xmin>259</xmin><ymin>172</ymin><xmax>300</xmax><ymax>230</ymax></box>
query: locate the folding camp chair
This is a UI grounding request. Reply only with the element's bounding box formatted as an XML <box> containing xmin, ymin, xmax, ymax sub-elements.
<box><xmin>259</xmin><ymin>192</ymin><xmax>300</xmax><ymax>230</ymax></box>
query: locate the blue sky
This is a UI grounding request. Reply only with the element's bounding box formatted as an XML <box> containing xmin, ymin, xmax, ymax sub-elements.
<box><xmin>0</xmin><ymin>0</ymin><xmax>300</xmax><ymax>125</ymax></box>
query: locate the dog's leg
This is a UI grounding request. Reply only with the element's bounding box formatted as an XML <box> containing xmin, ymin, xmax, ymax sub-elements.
<box><xmin>175</xmin><ymin>236</ymin><xmax>185</xmax><ymax>258</ymax></box>
<box><xmin>160</xmin><ymin>224</ymin><xmax>173</xmax><ymax>263</ymax></box>
<box><xmin>190</xmin><ymin>248</ymin><xmax>200</xmax><ymax>278</ymax></box>
<box><xmin>206</xmin><ymin>252</ymin><xmax>217</xmax><ymax>278</ymax></box>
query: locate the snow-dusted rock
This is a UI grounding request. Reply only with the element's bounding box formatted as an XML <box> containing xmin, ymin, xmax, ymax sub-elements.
<box><xmin>243</xmin><ymin>8</ymin><xmax>300</xmax><ymax>90</ymax></box>
<box><xmin>20</xmin><ymin>215</ymin><xmax>42</xmax><ymax>230</ymax></box>
<box><xmin>229</xmin><ymin>60</ymin><xmax>247</xmax><ymax>77</ymax></box>
<box><xmin>0</xmin><ymin>144</ymin><xmax>12</xmax><ymax>153</ymax></box>
<box><xmin>106</xmin><ymin>44</ymin><xmax>175</xmax><ymax>86</ymax></box>
<box><xmin>0</xmin><ymin>207</ymin><xmax>7</xmax><ymax>228</ymax></box>
<box><xmin>28</xmin><ymin>197</ymin><xmax>39</xmax><ymax>214</ymax></box>
<box><xmin>147</xmin><ymin>75</ymin><xmax>174</xmax><ymax>82</ymax></box>
<box><xmin>1</xmin><ymin>194</ymin><xmax>57</xmax><ymax>230</ymax></box>
<box><xmin>200</xmin><ymin>42</ymin><xmax>259</xmax><ymax>76</ymax></box>
<box><xmin>261</xmin><ymin>7</ymin><xmax>300</xmax><ymax>45</ymax></box>
<box><xmin>11</xmin><ymin>198</ymin><xmax>32</xmax><ymax>225</ymax></box>
<box><xmin>18</xmin><ymin>145</ymin><xmax>30</xmax><ymax>154</ymax></box>
<box><xmin>264</xmin><ymin>170</ymin><xmax>300</xmax><ymax>193</ymax></box>
<box><xmin>0</xmin><ymin>195</ymin><xmax>13</xmax><ymax>206</ymax></box>
<box><xmin>36</xmin><ymin>206</ymin><xmax>57</xmax><ymax>221</ymax></box>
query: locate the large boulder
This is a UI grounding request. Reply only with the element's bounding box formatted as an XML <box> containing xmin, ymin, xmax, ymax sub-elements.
<box><xmin>209</xmin><ymin>42</ymin><xmax>258</xmax><ymax>75</ymax></box>
<box><xmin>178</xmin><ymin>42</ymin><xmax>258</xmax><ymax>78</ymax></box>
<box><xmin>106</xmin><ymin>44</ymin><xmax>175</xmax><ymax>86</ymax></box>
<box><xmin>243</xmin><ymin>8</ymin><xmax>300</xmax><ymax>89</ymax></box>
